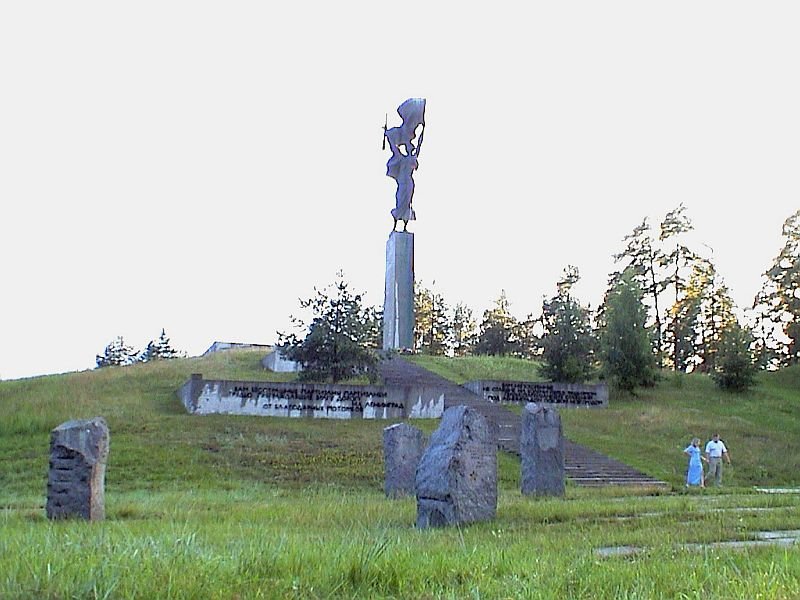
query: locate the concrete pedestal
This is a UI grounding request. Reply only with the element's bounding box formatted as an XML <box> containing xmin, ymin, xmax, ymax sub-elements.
<box><xmin>383</xmin><ymin>231</ymin><xmax>415</xmax><ymax>350</ymax></box>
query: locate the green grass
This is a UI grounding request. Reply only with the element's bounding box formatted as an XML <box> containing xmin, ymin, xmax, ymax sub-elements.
<box><xmin>560</xmin><ymin>370</ymin><xmax>800</xmax><ymax>487</ymax></box>
<box><xmin>409</xmin><ymin>355</ymin><xmax>800</xmax><ymax>487</ymax></box>
<box><xmin>1</xmin><ymin>351</ymin><xmax>800</xmax><ymax>598</ymax></box>
<box><xmin>407</xmin><ymin>354</ymin><xmax>546</xmax><ymax>384</ymax></box>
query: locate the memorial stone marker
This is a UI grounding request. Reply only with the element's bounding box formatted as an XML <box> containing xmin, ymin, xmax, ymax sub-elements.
<box><xmin>46</xmin><ymin>417</ymin><xmax>110</xmax><ymax>520</ymax></box>
<box><xmin>415</xmin><ymin>405</ymin><xmax>497</xmax><ymax>528</ymax></box>
<box><xmin>383</xmin><ymin>423</ymin><xmax>426</xmax><ymax>498</ymax></box>
<box><xmin>521</xmin><ymin>403</ymin><xmax>565</xmax><ymax>497</ymax></box>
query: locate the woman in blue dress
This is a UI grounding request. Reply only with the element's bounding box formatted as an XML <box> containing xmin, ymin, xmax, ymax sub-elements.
<box><xmin>684</xmin><ymin>437</ymin><xmax>706</xmax><ymax>487</ymax></box>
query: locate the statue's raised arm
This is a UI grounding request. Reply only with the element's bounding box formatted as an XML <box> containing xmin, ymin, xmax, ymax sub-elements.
<box><xmin>383</xmin><ymin>98</ymin><xmax>426</xmax><ymax>232</ymax></box>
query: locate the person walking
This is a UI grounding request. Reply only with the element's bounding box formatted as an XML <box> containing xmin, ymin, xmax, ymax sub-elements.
<box><xmin>705</xmin><ymin>433</ymin><xmax>731</xmax><ymax>486</ymax></box>
<box><xmin>684</xmin><ymin>437</ymin><xmax>706</xmax><ymax>487</ymax></box>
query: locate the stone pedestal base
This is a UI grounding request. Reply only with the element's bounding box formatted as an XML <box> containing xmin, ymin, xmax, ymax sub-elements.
<box><xmin>383</xmin><ymin>231</ymin><xmax>414</xmax><ymax>350</ymax></box>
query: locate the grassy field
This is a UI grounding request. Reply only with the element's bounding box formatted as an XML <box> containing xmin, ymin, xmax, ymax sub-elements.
<box><xmin>1</xmin><ymin>350</ymin><xmax>799</xmax><ymax>598</ymax></box>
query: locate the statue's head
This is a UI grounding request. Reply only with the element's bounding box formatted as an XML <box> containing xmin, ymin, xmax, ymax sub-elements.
<box><xmin>397</xmin><ymin>98</ymin><xmax>426</xmax><ymax>128</ymax></box>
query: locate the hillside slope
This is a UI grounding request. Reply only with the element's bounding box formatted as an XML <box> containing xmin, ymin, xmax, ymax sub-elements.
<box><xmin>1</xmin><ymin>350</ymin><xmax>798</xmax><ymax>502</ymax></box>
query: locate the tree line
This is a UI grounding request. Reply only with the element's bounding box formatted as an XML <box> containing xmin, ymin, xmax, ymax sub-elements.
<box><xmin>95</xmin><ymin>328</ymin><xmax>183</xmax><ymax>367</ymax></box>
<box><xmin>280</xmin><ymin>208</ymin><xmax>800</xmax><ymax>393</ymax></box>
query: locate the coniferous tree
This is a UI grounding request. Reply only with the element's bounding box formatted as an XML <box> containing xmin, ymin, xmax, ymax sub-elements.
<box><xmin>666</xmin><ymin>291</ymin><xmax>702</xmax><ymax>372</ymax></box>
<box><xmin>96</xmin><ymin>336</ymin><xmax>136</xmax><ymax>368</ymax></box>
<box><xmin>665</xmin><ymin>259</ymin><xmax>708</xmax><ymax>372</ymax></box>
<box><xmin>700</xmin><ymin>275</ymin><xmax>738</xmax><ymax>372</ymax></box>
<box><xmin>614</xmin><ymin>219</ymin><xmax>666</xmax><ymax>367</ymax></box>
<box><xmin>277</xmin><ymin>272</ymin><xmax>379</xmax><ymax>383</ymax></box>
<box><xmin>599</xmin><ymin>268</ymin><xmax>656</xmax><ymax>392</ymax></box>
<box><xmin>363</xmin><ymin>305</ymin><xmax>383</xmax><ymax>350</ymax></box>
<box><xmin>514</xmin><ymin>314</ymin><xmax>541</xmax><ymax>359</ymax></box>
<box><xmin>414</xmin><ymin>282</ymin><xmax>450</xmax><ymax>355</ymax></box>
<box><xmin>659</xmin><ymin>203</ymin><xmax>701</xmax><ymax>370</ymax></box>
<box><xmin>754</xmin><ymin>210</ymin><xmax>800</xmax><ymax>367</ymax></box>
<box><xmin>450</xmin><ymin>302</ymin><xmax>477</xmax><ymax>357</ymax></box>
<box><xmin>140</xmin><ymin>328</ymin><xmax>182</xmax><ymax>362</ymax></box>
<box><xmin>474</xmin><ymin>290</ymin><xmax>519</xmax><ymax>356</ymax></box>
<box><xmin>711</xmin><ymin>322</ymin><xmax>757</xmax><ymax>392</ymax></box>
<box><xmin>538</xmin><ymin>267</ymin><xmax>595</xmax><ymax>383</ymax></box>
<box><xmin>747</xmin><ymin>292</ymin><xmax>782</xmax><ymax>370</ymax></box>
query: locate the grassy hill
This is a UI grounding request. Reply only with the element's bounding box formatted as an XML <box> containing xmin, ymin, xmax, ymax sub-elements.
<box><xmin>408</xmin><ymin>354</ymin><xmax>800</xmax><ymax>487</ymax></box>
<box><xmin>1</xmin><ymin>350</ymin><xmax>799</xmax><ymax>598</ymax></box>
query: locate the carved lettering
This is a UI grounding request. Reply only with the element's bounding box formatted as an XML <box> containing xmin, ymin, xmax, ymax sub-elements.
<box><xmin>475</xmin><ymin>381</ymin><xmax>607</xmax><ymax>408</ymax></box>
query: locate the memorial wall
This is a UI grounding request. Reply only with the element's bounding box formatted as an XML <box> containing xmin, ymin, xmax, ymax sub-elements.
<box><xmin>463</xmin><ymin>380</ymin><xmax>608</xmax><ymax>408</ymax></box>
<box><xmin>177</xmin><ymin>375</ymin><xmax>444</xmax><ymax>420</ymax></box>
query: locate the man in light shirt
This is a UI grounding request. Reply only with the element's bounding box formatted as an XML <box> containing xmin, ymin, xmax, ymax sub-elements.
<box><xmin>705</xmin><ymin>433</ymin><xmax>731</xmax><ymax>486</ymax></box>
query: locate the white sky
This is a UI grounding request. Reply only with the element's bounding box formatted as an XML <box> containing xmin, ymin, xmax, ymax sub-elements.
<box><xmin>1</xmin><ymin>2</ymin><xmax>798</xmax><ymax>380</ymax></box>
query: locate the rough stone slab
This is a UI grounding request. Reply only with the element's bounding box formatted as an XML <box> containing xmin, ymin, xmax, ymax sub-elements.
<box><xmin>415</xmin><ymin>406</ymin><xmax>497</xmax><ymax>528</ymax></box>
<box><xmin>46</xmin><ymin>417</ymin><xmax>109</xmax><ymax>520</ymax></box>
<box><xmin>521</xmin><ymin>403</ymin><xmax>565</xmax><ymax>497</ymax></box>
<box><xmin>383</xmin><ymin>423</ymin><xmax>426</xmax><ymax>498</ymax></box>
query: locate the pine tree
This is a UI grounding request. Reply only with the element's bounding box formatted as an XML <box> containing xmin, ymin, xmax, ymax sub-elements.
<box><xmin>538</xmin><ymin>267</ymin><xmax>596</xmax><ymax>383</ymax></box>
<box><xmin>659</xmin><ymin>203</ymin><xmax>701</xmax><ymax>370</ymax></box>
<box><xmin>277</xmin><ymin>272</ymin><xmax>379</xmax><ymax>383</ymax></box>
<box><xmin>599</xmin><ymin>268</ymin><xmax>656</xmax><ymax>392</ymax></box>
<box><xmin>96</xmin><ymin>336</ymin><xmax>136</xmax><ymax>368</ymax></box>
<box><xmin>514</xmin><ymin>314</ymin><xmax>541</xmax><ymax>359</ymax></box>
<box><xmin>747</xmin><ymin>292</ymin><xmax>782</xmax><ymax>370</ymax></box>
<box><xmin>712</xmin><ymin>322</ymin><xmax>757</xmax><ymax>392</ymax></box>
<box><xmin>414</xmin><ymin>282</ymin><xmax>450</xmax><ymax>355</ymax></box>
<box><xmin>450</xmin><ymin>302</ymin><xmax>477</xmax><ymax>357</ymax></box>
<box><xmin>140</xmin><ymin>328</ymin><xmax>182</xmax><ymax>362</ymax></box>
<box><xmin>700</xmin><ymin>275</ymin><xmax>738</xmax><ymax>372</ymax></box>
<box><xmin>614</xmin><ymin>218</ymin><xmax>665</xmax><ymax>368</ymax></box>
<box><xmin>754</xmin><ymin>210</ymin><xmax>800</xmax><ymax>366</ymax></box>
<box><xmin>475</xmin><ymin>290</ymin><xmax>519</xmax><ymax>356</ymax></box>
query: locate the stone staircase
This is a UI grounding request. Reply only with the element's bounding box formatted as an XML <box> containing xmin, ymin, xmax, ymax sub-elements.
<box><xmin>379</xmin><ymin>356</ymin><xmax>667</xmax><ymax>488</ymax></box>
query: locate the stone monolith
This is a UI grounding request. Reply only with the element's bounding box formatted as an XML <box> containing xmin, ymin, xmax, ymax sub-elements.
<box><xmin>415</xmin><ymin>406</ymin><xmax>497</xmax><ymax>528</ymax></box>
<box><xmin>46</xmin><ymin>417</ymin><xmax>110</xmax><ymax>520</ymax></box>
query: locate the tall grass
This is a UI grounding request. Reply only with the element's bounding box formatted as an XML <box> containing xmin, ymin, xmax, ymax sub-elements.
<box><xmin>2</xmin><ymin>487</ymin><xmax>799</xmax><ymax>598</ymax></box>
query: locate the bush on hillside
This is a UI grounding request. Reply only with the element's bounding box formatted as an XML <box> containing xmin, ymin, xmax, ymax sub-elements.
<box><xmin>711</xmin><ymin>323</ymin><xmax>757</xmax><ymax>392</ymax></box>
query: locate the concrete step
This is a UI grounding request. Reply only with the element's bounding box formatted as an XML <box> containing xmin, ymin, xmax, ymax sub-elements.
<box><xmin>379</xmin><ymin>356</ymin><xmax>668</xmax><ymax>488</ymax></box>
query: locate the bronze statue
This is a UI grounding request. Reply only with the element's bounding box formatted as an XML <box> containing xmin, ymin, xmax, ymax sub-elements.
<box><xmin>383</xmin><ymin>98</ymin><xmax>426</xmax><ymax>232</ymax></box>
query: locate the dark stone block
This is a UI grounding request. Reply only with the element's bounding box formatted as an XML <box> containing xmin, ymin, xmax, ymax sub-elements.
<box><xmin>415</xmin><ymin>406</ymin><xmax>497</xmax><ymax>528</ymax></box>
<box><xmin>521</xmin><ymin>403</ymin><xmax>565</xmax><ymax>497</ymax></box>
<box><xmin>46</xmin><ymin>417</ymin><xmax>109</xmax><ymax>520</ymax></box>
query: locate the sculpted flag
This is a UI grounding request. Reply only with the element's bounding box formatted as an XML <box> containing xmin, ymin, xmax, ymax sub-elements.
<box><xmin>384</xmin><ymin>98</ymin><xmax>426</xmax><ymax>231</ymax></box>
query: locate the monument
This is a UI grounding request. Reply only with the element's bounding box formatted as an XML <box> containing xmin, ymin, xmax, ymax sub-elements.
<box><xmin>383</xmin><ymin>422</ymin><xmax>426</xmax><ymax>498</ymax></box>
<box><xmin>46</xmin><ymin>417</ymin><xmax>110</xmax><ymax>520</ymax></box>
<box><xmin>415</xmin><ymin>405</ymin><xmax>497</xmax><ymax>528</ymax></box>
<box><xmin>383</xmin><ymin>98</ymin><xmax>425</xmax><ymax>351</ymax></box>
<box><xmin>520</xmin><ymin>403</ymin><xmax>565</xmax><ymax>497</ymax></box>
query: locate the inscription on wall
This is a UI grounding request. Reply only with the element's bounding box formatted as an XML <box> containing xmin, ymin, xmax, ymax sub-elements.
<box><xmin>229</xmin><ymin>385</ymin><xmax>402</xmax><ymax>415</ymax></box>
<box><xmin>463</xmin><ymin>380</ymin><xmax>608</xmax><ymax>408</ymax></box>
<box><xmin>177</xmin><ymin>376</ymin><xmax>444</xmax><ymax>420</ymax></box>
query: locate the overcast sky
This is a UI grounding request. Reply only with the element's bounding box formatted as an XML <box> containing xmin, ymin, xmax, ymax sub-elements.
<box><xmin>1</xmin><ymin>2</ymin><xmax>798</xmax><ymax>380</ymax></box>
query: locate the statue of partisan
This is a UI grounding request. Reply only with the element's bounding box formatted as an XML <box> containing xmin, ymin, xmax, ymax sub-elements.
<box><xmin>383</xmin><ymin>98</ymin><xmax>426</xmax><ymax>232</ymax></box>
